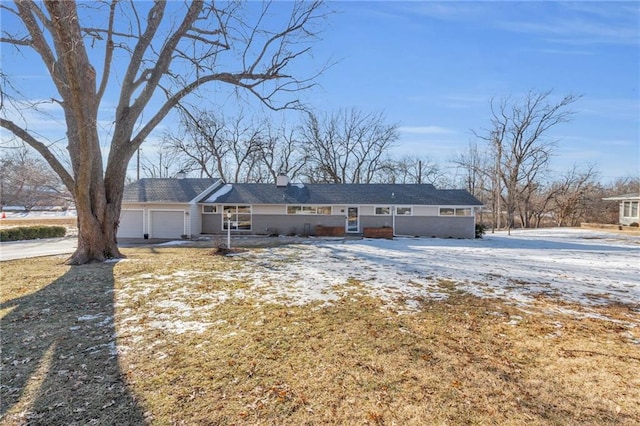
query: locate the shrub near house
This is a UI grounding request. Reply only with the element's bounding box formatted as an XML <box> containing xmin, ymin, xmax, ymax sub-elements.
<box><xmin>0</xmin><ymin>226</ymin><xmax>66</xmax><ymax>242</ymax></box>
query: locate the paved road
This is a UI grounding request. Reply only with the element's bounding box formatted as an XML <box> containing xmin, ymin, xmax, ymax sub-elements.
<box><xmin>0</xmin><ymin>237</ymin><xmax>180</xmax><ymax>261</ymax></box>
<box><xmin>0</xmin><ymin>237</ymin><xmax>77</xmax><ymax>261</ymax></box>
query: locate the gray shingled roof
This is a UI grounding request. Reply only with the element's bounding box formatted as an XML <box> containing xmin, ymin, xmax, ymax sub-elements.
<box><xmin>202</xmin><ymin>183</ymin><xmax>483</xmax><ymax>206</ymax></box>
<box><xmin>122</xmin><ymin>178</ymin><xmax>220</xmax><ymax>203</ymax></box>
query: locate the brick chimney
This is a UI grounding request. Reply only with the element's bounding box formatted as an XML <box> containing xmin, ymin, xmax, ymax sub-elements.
<box><xmin>276</xmin><ymin>173</ymin><xmax>290</xmax><ymax>187</ymax></box>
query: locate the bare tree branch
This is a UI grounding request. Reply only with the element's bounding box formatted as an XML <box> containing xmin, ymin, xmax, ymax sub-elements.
<box><xmin>1</xmin><ymin>0</ymin><xmax>328</xmax><ymax>264</ymax></box>
<box><xmin>0</xmin><ymin>117</ymin><xmax>74</xmax><ymax>191</ymax></box>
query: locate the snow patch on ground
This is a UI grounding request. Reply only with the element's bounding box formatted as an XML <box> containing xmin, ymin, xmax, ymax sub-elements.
<box><xmin>156</xmin><ymin>240</ymin><xmax>192</xmax><ymax>247</ymax></box>
<box><xmin>217</xmin><ymin>228</ymin><xmax>639</xmax><ymax>310</ymax></box>
<box><xmin>116</xmin><ymin>228</ymin><xmax>640</xmax><ymax>336</ymax></box>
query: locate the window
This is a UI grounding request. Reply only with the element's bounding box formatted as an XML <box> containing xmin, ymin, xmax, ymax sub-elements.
<box><xmin>222</xmin><ymin>205</ymin><xmax>251</xmax><ymax>230</ymax></box>
<box><xmin>202</xmin><ymin>205</ymin><xmax>217</xmax><ymax>214</ymax></box>
<box><xmin>287</xmin><ymin>205</ymin><xmax>332</xmax><ymax>215</ymax></box>
<box><xmin>375</xmin><ymin>206</ymin><xmax>391</xmax><ymax>215</ymax></box>
<box><xmin>623</xmin><ymin>201</ymin><xmax>639</xmax><ymax>218</ymax></box>
<box><xmin>396</xmin><ymin>207</ymin><xmax>412</xmax><ymax>216</ymax></box>
<box><xmin>440</xmin><ymin>207</ymin><xmax>473</xmax><ymax>216</ymax></box>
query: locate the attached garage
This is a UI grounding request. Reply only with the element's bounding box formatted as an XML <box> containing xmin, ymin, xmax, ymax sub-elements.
<box><xmin>117</xmin><ymin>210</ymin><xmax>144</xmax><ymax>238</ymax></box>
<box><xmin>150</xmin><ymin>210</ymin><xmax>185</xmax><ymax>238</ymax></box>
<box><xmin>120</xmin><ymin>178</ymin><xmax>222</xmax><ymax>240</ymax></box>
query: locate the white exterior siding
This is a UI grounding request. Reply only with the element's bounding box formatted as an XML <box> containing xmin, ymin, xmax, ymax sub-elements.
<box><xmin>189</xmin><ymin>203</ymin><xmax>202</xmax><ymax>235</ymax></box>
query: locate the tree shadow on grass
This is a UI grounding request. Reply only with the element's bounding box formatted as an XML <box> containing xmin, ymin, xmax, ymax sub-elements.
<box><xmin>1</xmin><ymin>262</ymin><xmax>145</xmax><ymax>425</ymax></box>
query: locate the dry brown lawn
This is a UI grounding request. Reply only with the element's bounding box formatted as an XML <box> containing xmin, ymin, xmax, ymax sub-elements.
<box><xmin>0</xmin><ymin>217</ymin><xmax>77</xmax><ymax>229</ymax></box>
<box><xmin>1</xmin><ymin>245</ymin><xmax>638</xmax><ymax>425</ymax></box>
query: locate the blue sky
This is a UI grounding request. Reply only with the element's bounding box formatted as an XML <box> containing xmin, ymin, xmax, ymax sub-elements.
<box><xmin>305</xmin><ymin>1</ymin><xmax>639</xmax><ymax>182</ymax></box>
<box><xmin>1</xmin><ymin>1</ymin><xmax>639</xmax><ymax>183</ymax></box>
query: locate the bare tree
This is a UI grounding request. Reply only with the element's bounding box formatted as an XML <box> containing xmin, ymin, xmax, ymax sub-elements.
<box><xmin>451</xmin><ymin>141</ymin><xmax>494</xmax><ymax>229</ymax></box>
<box><xmin>166</xmin><ymin>108</ymin><xmax>267</xmax><ymax>183</ymax></box>
<box><xmin>545</xmin><ymin>165</ymin><xmax>598</xmax><ymax>227</ymax></box>
<box><xmin>255</xmin><ymin>121</ymin><xmax>308</xmax><ymax>183</ymax></box>
<box><xmin>474</xmin><ymin>90</ymin><xmax>580</xmax><ymax>233</ymax></box>
<box><xmin>301</xmin><ymin>108</ymin><xmax>399</xmax><ymax>183</ymax></box>
<box><xmin>381</xmin><ymin>156</ymin><xmax>444</xmax><ymax>185</ymax></box>
<box><xmin>1</xmin><ymin>1</ymin><xmax>326</xmax><ymax>263</ymax></box>
<box><xmin>451</xmin><ymin>141</ymin><xmax>494</xmax><ymax>197</ymax></box>
<box><xmin>226</xmin><ymin>114</ymin><xmax>264</xmax><ymax>183</ymax></box>
<box><xmin>139</xmin><ymin>142</ymin><xmax>185</xmax><ymax>179</ymax></box>
<box><xmin>0</xmin><ymin>146</ymin><xmax>72</xmax><ymax>209</ymax></box>
<box><xmin>167</xmin><ymin>108</ymin><xmax>231</xmax><ymax>179</ymax></box>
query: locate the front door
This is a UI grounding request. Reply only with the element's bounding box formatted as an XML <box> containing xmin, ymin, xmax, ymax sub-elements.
<box><xmin>346</xmin><ymin>206</ymin><xmax>359</xmax><ymax>233</ymax></box>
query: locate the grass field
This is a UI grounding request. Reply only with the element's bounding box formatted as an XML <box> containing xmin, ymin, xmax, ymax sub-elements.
<box><xmin>1</xmin><ymin>238</ymin><xmax>638</xmax><ymax>425</ymax></box>
<box><xmin>0</xmin><ymin>217</ymin><xmax>77</xmax><ymax>229</ymax></box>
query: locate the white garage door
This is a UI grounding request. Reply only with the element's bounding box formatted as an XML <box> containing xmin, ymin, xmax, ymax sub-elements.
<box><xmin>151</xmin><ymin>211</ymin><xmax>185</xmax><ymax>238</ymax></box>
<box><xmin>118</xmin><ymin>210</ymin><xmax>144</xmax><ymax>238</ymax></box>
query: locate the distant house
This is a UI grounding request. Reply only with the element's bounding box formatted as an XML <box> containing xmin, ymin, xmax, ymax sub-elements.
<box><xmin>603</xmin><ymin>193</ymin><xmax>640</xmax><ymax>226</ymax></box>
<box><xmin>118</xmin><ymin>175</ymin><xmax>483</xmax><ymax>239</ymax></box>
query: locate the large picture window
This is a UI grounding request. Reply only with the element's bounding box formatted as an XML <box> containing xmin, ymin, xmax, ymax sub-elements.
<box><xmin>623</xmin><ymin>201</ymin><xmax>639</xmax><ymax>218</ymax></box>
<box><xmin>287</xmin><ymin>205</ymin><xmax>332</xmax><ymax>215</ymax></box>
<box><xmin>222</xmin><ymin>205</ymin><xmax>251</xmax><ymax>230</ymax></box>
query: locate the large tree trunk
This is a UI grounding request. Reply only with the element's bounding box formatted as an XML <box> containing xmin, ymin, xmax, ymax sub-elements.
<box><xmin>68</xmin><ymin>134</ymin><xmax>133</xmax><ymax>265</ymax></box>
<box><xmin>66</xmin><ymin>133</ymin><xmax>125</xmax><ymax>265</ymax></box>
<box><xmin>71</xmin><ymin>201</ymin><xmax>123</xmax><ymax>265</ymax></box>
<box><xmin>41</xmin><ymin>1</ymin><xmax>123</xmax><ymax>265</ymax></box>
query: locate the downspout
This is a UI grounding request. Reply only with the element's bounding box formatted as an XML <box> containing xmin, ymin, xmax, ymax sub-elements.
<box><xmin>391</xmin><ymin>191</ymin><xmax>397</xmax><ymax>237</ymax></box>
<box><xmin>392</xmin><ymin>205</ymin><xmax>396</xmax><ymax>237</ymax></box>
<box><xmin>473</xmin><ymin>206</ymin><xmax>477</xmax><ymax>238</ymax></box>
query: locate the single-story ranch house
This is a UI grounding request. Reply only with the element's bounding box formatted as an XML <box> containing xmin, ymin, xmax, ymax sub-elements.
<box><xmin>118</xmin><ymin>175</ymin><xmax>483</xmax><ymax>240</ymax></box>
<box><xmin>603</xmin><ymin>193</ymin><xmax>640</xmax><ymax>226</ymax></box>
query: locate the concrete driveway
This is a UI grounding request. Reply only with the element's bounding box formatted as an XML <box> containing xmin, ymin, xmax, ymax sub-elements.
<box><xmin>0</xmin><ymin>237</ymin><xmax>78</xmax><ymax>261</ymax></box>
<box><xmin>0</xmin><ymin>237</ymin><xmax>181</xmax><ymax>261</ymax></box>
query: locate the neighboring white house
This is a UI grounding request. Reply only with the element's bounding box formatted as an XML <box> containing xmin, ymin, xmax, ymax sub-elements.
<box><xmin>603</xmin><ymin>193</ymin><xmax>640</xmax><ymax>226</ymax></box>
<box><xmin>118</xmin><ymin>175</ymin><xmax>483</xmax><ymax>239</ymax></box>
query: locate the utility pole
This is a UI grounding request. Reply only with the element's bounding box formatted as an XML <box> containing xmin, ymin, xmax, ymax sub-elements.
<box><xmin>493</xmin><ymin>132</ymin><xmax>503</xmax><ymax>234</ymax></box>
